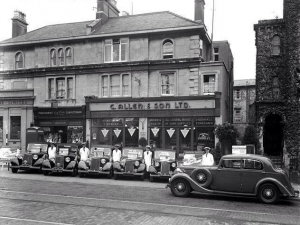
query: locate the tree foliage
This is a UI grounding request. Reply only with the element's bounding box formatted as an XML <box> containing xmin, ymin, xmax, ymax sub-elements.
<box><xmin>214</xmin><ymin>122</ymin><xmax>239</xmax><ymax>145</ymax></box>
<box><xmin>138</xmin><ymin>137</ymin><xmax>147</xmax><ymax>147</ymax></box>
<box><xmin>242</xmin><ymin>125</ymin><xmax>261</xmax><ymax>150</ymax></box>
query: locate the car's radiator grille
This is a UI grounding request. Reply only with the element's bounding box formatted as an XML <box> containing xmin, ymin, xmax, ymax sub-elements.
<box><xmin>91</xmin><ymin>158</ymin><xmax>100</xmax><ymax>171</ymax></box>
<box><xmin>55</xmin><ymin>156</ymin><xmax>64</xmax><ymax>168</ymax></box>
<box><xmin>23</xmin><ymin>153</ymin><xmax>32</xmax><ymax>166</ymax></box>
<box><xmin>125</xmin><ymin>161</ymin><xmax>134</xmax><ymax>172</ymax></box>
<box><xmin>161</xmin><ymin>162</ymin><xmax>170</xmax><ymax>175</ymax></box>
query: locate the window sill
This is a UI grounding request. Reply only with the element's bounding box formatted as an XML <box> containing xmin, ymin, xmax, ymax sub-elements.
<box><xmin>104</xmin><ymin>60</ymin><xmax>128</xmax><ymax>63</ymax></box>
<box><xmin>45</xmin><ymin>99</ymin><xmax>76</xmax><ymax>102</ymax></box>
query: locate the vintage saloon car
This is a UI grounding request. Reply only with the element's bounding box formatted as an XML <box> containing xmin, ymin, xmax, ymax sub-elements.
<box><xmin>10</xmin><ymin>142</ymin><xmax>49</xmax><ymax>173</ymax></box>
<box><xmin>149</xmin><ymin>149</ymin><xmax>177</xmax><ymax>182</ymax></box>
<box><xmin>113</xmin><ymin>147</ymin><xmax>146</xmax><ymax>180</ymax></box>
<box><xmin>167</xmin><ymin>154</ymin><xmax>299</xmax><ymax>204</ymax></box>
<box><xmin>78</xmin><ymin>145</ymin><xmax>114</xmax><ymax>178</ymax></box>
<box><xmin>42</xmin><ymin>143</ymin><xmax>81</xmax><ymax>176</ymax></box>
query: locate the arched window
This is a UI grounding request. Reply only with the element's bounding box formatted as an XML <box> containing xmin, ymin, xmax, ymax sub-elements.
<box><xmin>163</xmin><ymin>39</ymin><xmax>174</xmax><ymax>59</ymax></box>
<box><xmin>65</xmin><ymin>47</ymin><xmax>72</xmax><ymax>66</ymax></box>
<box><xmin>58</xmin><ymin>48</ymin><xmax>64</xmax><ymax>66</ymax></box>
<box><xmin>15</xmin><ymin>52</ymin><xmax>24</xmax><ymax>69</ymax></box>
<box><xmin>272</xmin><ymin>76</ymin><xmax>280</xmax><ymax>99</ymax></box>
<box><xmin>50</xmin><ymin>49</ymin><xmax>57</xmax><ymax>66</ymax></box>
<box><xmin>272</xmin><ymin>35</ymin><xmax>280</xmax><ymax>55</ymax></box>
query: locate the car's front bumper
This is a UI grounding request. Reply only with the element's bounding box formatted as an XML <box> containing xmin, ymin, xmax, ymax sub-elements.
<box><xmin>114</xmin><ymin>171</ymin><xmax>144</xmax><ymax>177</ymax></box>
<box><xmin>10</xmin><ymin>165</ymin><xmax>40</xmax><ymax>171</ymax></box>
<box><xmin>78</xmin><ymin>170</ymin><xmax>110</xmax><ymax>175</ymax></box>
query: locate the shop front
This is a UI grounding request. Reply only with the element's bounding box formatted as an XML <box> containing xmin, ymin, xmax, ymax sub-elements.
<box><xmin>86</xmin><ymin>96</ymin><xmax>220</xmax><ymax>156</ymax></box>
<box><xmin>33</xmin><ymin>106</ymin><xmax>86</xmax><ymax>144</ymax></box>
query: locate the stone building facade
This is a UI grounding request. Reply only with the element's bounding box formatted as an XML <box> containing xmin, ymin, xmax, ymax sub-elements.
<box><xmin>0</xmin><ymin>0</ymin><xmax>233</xmax><ymax>156</ymax></box>
<box><xmin>254</xmin><ymin>0</ymin><xmax>300</xmax><ymax>168</ymax></box>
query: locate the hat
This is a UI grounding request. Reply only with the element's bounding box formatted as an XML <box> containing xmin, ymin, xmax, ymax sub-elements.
<box><xmin>204</xmin><ymin>147</ymin><xmax>210</xmax><ymax>151</ymax></box>
<box><xmin>82</xmin><ymin>142</ymin><xmax>86</xmax><ymax>145</ymax></box>
<box><xmin>114</xmin><ymin>144</ymin><xmax>120</xmax><ymax>148</ymax></box>
<box><xmin>146</xmin><ymin>145</ymin><xmax>151</xmax><ymax>149</ymax></box>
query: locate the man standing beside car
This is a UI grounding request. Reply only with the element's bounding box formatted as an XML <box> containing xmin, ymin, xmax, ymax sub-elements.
<box><xmin>112</xmin><ymin>144</ymin><xmax>122</xmax><ymax>162</ymax></box>
<box><xmin>144</xmin><ymin>145</ymin><xmax>152</xmax><ymax>179</ymax></box>
<box><xmin>47</xmin><ymin>143</ymin><xmax>57</xmax><ymax>166</ymax></box>
<box><xmin>201</xmin><ymin>147</ymin><xmax>214</xmax><ymax>166</ymax></box>
<box><xmin>79</xmin><ymin>142</ymin><xmax>90</xmax><ymax>165</ymax></box>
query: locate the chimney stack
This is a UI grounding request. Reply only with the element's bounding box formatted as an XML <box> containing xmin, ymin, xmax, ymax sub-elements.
<box><xmin>195</xmin><ymin>0</ymin><xmax>205</xmax><ymax>23</ymax></box>
<box><xmin>12</xmin><ymin>10</ymin><xmax>28</xmax><ymax>38</ymax></box>
<box><xmin>96</xmin><ymin>0</ymin><xmax>120</xmax><ymax>21</ymax></box>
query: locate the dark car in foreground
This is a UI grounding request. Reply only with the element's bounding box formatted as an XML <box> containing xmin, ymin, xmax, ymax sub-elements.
<box><xmin>166</xmin><ymin>154</ymin><xmax>299</xmax><ymax>204</ymax></box>
<box><xmin>149</xmin><ymin>149</ymin><xmax>177</xmax><ymax>182</ymax></box>
<box><xmin>113</xmin><ymin>147</ymin><xmax>146</xmax><ymax>180</ymax></box>
<box><xmin>10</xmin><ymin>143</ymin><xmax>49</xmax><ymax>173</ymax></box>
<box><xmin>78</xmin><ymin>145</ymin><xmax>114</xmax><ymax>178</ymax></box>
<box><xmin>42</xmin><ymin>143</ymin><xmax>81</xmax><ymax>176</ymax></box>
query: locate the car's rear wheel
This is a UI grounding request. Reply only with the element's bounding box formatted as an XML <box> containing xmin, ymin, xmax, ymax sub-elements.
<box><xmin>258</xmin><ymin>183</ymin><xmax>279</xmax><ymax>204</ymax></box>
<box><xmin>11</xmin><ymin>168</ymin><xmax>18</xmax><ymax>173</ymax></box>
<box><xmin>191</xmin><ymin>169</ymin><xmax>212</xmax><ymax>188</ymax></box>
<box><xmin>170</xmin><ymin>179</ymin><xmax>191</xmax><ymax>197</ymax></box>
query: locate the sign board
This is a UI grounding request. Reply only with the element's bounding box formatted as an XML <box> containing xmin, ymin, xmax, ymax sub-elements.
<box><xmin>232</xmin><ymin>145</ymin><xmax>247</xmax><ymax>155</ymax></box>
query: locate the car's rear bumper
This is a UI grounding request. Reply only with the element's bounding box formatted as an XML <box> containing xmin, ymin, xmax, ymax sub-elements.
<box><xmin>114</xmin><ymin>171</ymin><xmax>144</xmax><ymax>177</ymax></box>
<box><xmin>10</xmin><ymin>165</ymin><xmax>40</xmax><ymax>170</ymax></box>
<box><xmin>150</xmin><ymin>174</ymin><xmax>171</xmax><ymax>179</ymax></box>
<box><xmin>42</xmin><ymin>168</ymin><xmax>74</xmax><ymax>173</ymax></box>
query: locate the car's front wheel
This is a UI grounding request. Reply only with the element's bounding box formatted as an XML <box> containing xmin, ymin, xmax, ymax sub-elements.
<box><xmin>43</xmin><ymin>171</ymin><xmax>49</xmax><ymax>176</ymax></box>
<box><xmin>258</xmin><ymin>183</ymin><xmax>279</xmax><ymax>204</ymax></box>
<box><xmin>11</xmin><ymin>168</ymin><xmax>18</xmax><ymax>173</ymax></box>
<box><xmin>170</xmin><ymin>179</ymin><xmax>191</xmax><ymax>197</ymax></box>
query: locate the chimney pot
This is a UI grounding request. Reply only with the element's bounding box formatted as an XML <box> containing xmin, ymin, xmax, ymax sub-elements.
<box><xmin>12</xmin><ymin>10</ymin><xmax>28</xmax><ymax>38</ymax></box>
<box><xmin>195</xmin><ymin>0</ymin><xmax>205</xmax><ymax>23</ymax></box>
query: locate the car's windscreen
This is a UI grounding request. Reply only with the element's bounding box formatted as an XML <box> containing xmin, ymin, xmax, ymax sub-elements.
<box><xmin>58</xmin><ymin>148</ymin><xmax>69</xmax><ymax>156</ymax></box>
<box><xmin>154</xmin><ymin>151</ymin><xmax>176</xmax><ymax>160</ymax></box>
<box><xmin>93</xmin><ymin>148</ymin><xmax>111</xmax><ymax>157</ymax></box>
<box><xmin>27</xmin><ymin>144</ymin><xmax>48</xmax><ymax>153</ymax></box>
<box><xmin>122</xmin><ymin>149</ymin><xmax>143</xmax><ymax>159</ymax></box>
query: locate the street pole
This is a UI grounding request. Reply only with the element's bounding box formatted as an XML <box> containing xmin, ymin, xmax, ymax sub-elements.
<box><xmin>211</xmin><ymin>0</ymin><xmax>215</xmax><ymax>61</ymax></box>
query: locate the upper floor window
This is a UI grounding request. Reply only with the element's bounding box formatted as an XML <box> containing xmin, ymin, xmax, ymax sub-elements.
<box><xmin>50</xmin><ymin>49</ymin><xmax>57</xmax><ymax>66</ymax></box>
<box><xmin>15</xmin><ymin>52</ymin><xmax>24</xmax><ymax>69</ymax></box>
<box><xmin>65</xmin><ymin>47</ymin><xmax>72</xmax><ymax>66</ymax></box>
<box><xmin>47</xmin><ymin>76</ymin><xmax>75</xmax><ymax>100</ymax></box>
<box><xmin>271</xmin><ymin>35</ymin><xmax>280</xmax><ymax>56</ymax></box>
<box><xmin>272</xmin><ymin>76</ymin><xmax>280</xmax><ymax>99</ymax></box>
<box><xmin>104</xmin><ymin>38</ymin><xmax>129</xmax><ymax>62</ymax></box>
<box><xmin>213</xmin><ymin>48</ymin><xmax>219</xmax><ymax>61</ymax></box>
<box><xmin>199</xmin><ymin>39</ymin><xmax>203</xmax><ymax>58</ymax></box>
<box><xmin>203</xmin><ymin>74</ymin><xmax>216</xmax><ymax>94</ymax></box>
<box><xmin>235</xmin><ymin>109</ymin><xmax>241</xmax><ymax>117</ymax></box>
<box><xmin>161</xmin><ymin>73</ymin><xmax>175</xmax><ymax>95</ymax></box>
<box><xmin>100</xmin><ymin>74</ymin><xmax>131</xmax><ymax>97</ymax></box>
<box><xmin>235</xmin><ymin>89</ymin><xmax>241</xmax><ymax>99</ymax></box>
<box><xmin>163</xmin><ymin>39</ymin><xmax>174</xmax><ymax>59</ymax></box>
<box><xmin>58</xmin><ymin>48</ymin><xmax>64</xmax><ymax>66</ymax></box>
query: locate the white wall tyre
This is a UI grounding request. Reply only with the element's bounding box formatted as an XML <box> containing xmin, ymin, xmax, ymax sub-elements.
<box><xmin>170</xmin><ymin>179</ymin><xmax>191</xmax><ymax>197</ymax></box>
<box><xmin>258</xmin><ymin>183</ymin><xmax>279</xmax><ymax>204</ymax></box>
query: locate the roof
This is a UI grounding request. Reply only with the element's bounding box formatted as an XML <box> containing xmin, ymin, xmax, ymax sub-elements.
<box><xmin>234</xmin><ymin>79</ymin><xmax>256</xmax><ymax>87</ymax></box>
<box><xmin>0</xmin><ymin>11</ymin><xmax>203</xmax><ymax>45</ymax></box>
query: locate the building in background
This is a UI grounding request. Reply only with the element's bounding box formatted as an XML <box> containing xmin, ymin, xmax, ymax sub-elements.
<box><xmin>0</xmin><ymin>0</ymin><xmax>234</xmax><ymax>156</ymax></box>
<box><xmin>254</xmin><ymin>0</ymin><xmax>300</xmax><ymax>168</ymax></box>
<box><xmin>233</xmin><ymin>79</ymin><xmax>256</xmax><ymax>136</ymax></box>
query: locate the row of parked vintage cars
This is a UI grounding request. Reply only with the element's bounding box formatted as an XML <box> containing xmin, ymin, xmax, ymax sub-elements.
<box><xmin>9</xmin><ymin>142</ymin><xmax>299</xmax><ymax>204</ymax></box>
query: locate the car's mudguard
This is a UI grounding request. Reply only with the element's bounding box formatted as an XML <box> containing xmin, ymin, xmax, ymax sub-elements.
<box><xmin>169</xmin><ymin>173</ymin><xmax>214</xmax><ymax>194</ymax></box>
<box><xmin>66</xmin><ymin>161</ymin><xmax>76</xmax><ymax>169</ymax></box>
<box><xmin>33</xmin><ymin>158</ymin><xmax>43</xmax><ymax>167</ymax></box>
<box><xmin>42</xmin><ymin>159</ymin><xmax>51</xmax><ymax>168</ymax></box>
<box><xmin>10</xmin><ymin>157</ymin><xmax>19</xmax><ymax>166</ymax></box>
<box><xmin>255</xmin><ymin>178</ymin><xmax>295</xmax><ymax>197</ymax></box>
<box><xmin>149</xmin><ymin>166</ymin><xmax>157</xmax><ymax>174</ymax></box>
<box><xmin>78</xmin><ymin>161</ymin><xmax>88</xmax><ymax>170</ymax></box>
<box><xmin>137</xmin><ymin>163</ymin><xmax>145</xmax><ymax>172</ymax></box>
<box><xmin>102</xmin><ymin>162</ymin><xmax>112</xmax><ymax>171</ymax></box>
<box><xmin>113</xmin><ymin>162</ymin><xmax>121</xmax><ymax>171</ymax></box>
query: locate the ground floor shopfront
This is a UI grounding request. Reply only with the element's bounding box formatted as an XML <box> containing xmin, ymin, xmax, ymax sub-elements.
<box><xmin>86</xmin><ymin>96</ymin><xmax>221</xmax><ymax>156</ymax></box>
<box><xmin>33</xmin><ymin>106</ymin><xmax>86</xmax><ymax>144</ymax></box>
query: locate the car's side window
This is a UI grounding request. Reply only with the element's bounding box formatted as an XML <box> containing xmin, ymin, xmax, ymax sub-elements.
<box><xmin>221</xmin><ymin>159</ymin><xmax>241</xmax><ymax>169</ymax></box>
<box><xmin>243</xmin><ymin>159</ymin><xmax>263</xmax><ymax>170</ymax></box>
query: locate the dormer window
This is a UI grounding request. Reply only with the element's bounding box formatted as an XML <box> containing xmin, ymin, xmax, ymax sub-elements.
<box><xmin>271</xmin><ymin>35</ymin><xmax>280</xmax><ymax>56</ymax></box>
<box><xmin>163</xmin><ymin>39</ymin><xmax>174</xmax><ymax>59</ymax></box>
<box><xmin>50</xmin><ymin>49</ymin><xmax>57</xmax><ymax>66</ymax></box>
<box><xmin>58</xmin><ymin>48</ymin><xmax>64</xmax><ymax>66</ymax></box>
<box><xmin>15</xmin><ymin>52</ymin><xmax>24</xmax><ymax>69</ymax></box>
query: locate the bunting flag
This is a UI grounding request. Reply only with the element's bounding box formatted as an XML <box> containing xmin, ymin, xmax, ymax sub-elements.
<box><xmin>114</xmin><ymin>128</ymin><xmax>121</xmax><ymax>138</ymax></box>
<box><xmin>151</xmin><ymin>127</ymin><xmax>160</xmax><ymax>137</ymax></box>
<box><xmin>167</xmin><ymin>128</ymin><xmax>175</xmax><ymax>138</ymax></box>
<box><xmin>128</xmin><ymin>127</ymin><xmax>136</xmax><ymax>136</ymax></box>
<box><xmin>101</xmin><ymin>128</ymin><xmax>109</xmax><ymax>138</ymax></box>
<box><xmin>181</xmin><ymin>128</ymin><xmax>189</xmax><ymax>138</ymax></box>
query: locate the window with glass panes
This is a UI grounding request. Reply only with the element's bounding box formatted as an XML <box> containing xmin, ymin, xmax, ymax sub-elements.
<box><xmin>163</xmin><ymin>40</ymin><xmax>174</xmax><ymax>59</ymax></box>
<box><xmin>104</xmin><ymin>38</ymin><xmax>128</xmax><ymax>62</ymax></box>
<box><xmin>10</xmin><ymin>116</ymin><xmax>21</xmax><ymax>139</ymax></box>
<box><xmin>65</xmin><ymin>47</ymin><xmax>72</xmax><ymax>65</ymax></box>
<box><xmin>122</xmin><ymin>74</ymin><xmax>130</xmax><ymax>96</ymax></box>
<box><xmin>50</xmin><ymin>49</ymin><xmax>56</xmax><ymax>66</ymax></box>
<box><xmin>47</xmin><ymin>76</ymin><xmax>74</xmax><ymax>99</ymax></box>
<box><xmin>203</xmin><ymin>75</ymin><xmax>215</xmax><ymax>93</ymax></box>
<box><xmin>110</xmin><ymin>75</ymin><xmax>120</xmax><ymax>96</ymax></box>
<box><xmin>58</xmin><ymin>48</ymin><xmax>64</xmax><ymax>66</ymax></box>
<box><xmin>101</xmin><ymin>74</ymin><xmax>130</xmax><ymax>97</ymax></box>
<box><xmin>102</xmin><ymin>76</ymin><xmax>108</xmax><ymax>97</ymax></box>
<box><xmin>0</xmin><ymin>116</ymin><xmax>3</xmax><ymax>139</ymax></box>
<box><xmin>161</xmin><ymin>74</ymin><xmax>174</xmax><ymax>95</ymax></box>
<box><xmin>15</xmin><ymin>52</ymin><xmax>24</xmax><ymax>69</ymax></box>
<box><xmin>213</xmin><ymin>48</ymin><xmax>219</xmax><ymax>61</ymax></box>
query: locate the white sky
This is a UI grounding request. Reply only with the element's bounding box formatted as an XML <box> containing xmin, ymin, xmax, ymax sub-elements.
<box><xmin>0</xmin><ymin>0</ymin><xmax>283</xmax><ymax>80</ymax></box>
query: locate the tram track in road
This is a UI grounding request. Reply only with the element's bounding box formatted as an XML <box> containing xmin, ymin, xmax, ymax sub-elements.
<box><xmin>0</xmin><ymin>190</ymin><xmax>299</xmax><ymax>225</ymax></box>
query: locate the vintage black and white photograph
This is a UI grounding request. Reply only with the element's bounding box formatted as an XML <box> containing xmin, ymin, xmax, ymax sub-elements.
<box><xmin>0</xmin><ymin>0</ymin><xmax>299</xmax><ymax>224</ymax></box>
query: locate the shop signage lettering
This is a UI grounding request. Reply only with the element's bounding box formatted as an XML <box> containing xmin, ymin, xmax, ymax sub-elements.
<box><xmin>194</xmin><ymin>117</ymin><xmax>214</xmax><ymax>126</ymax></box>
<box><xmin>36</xmin><ymin>109</ymin><xmax>83</xmax><ymax>117</ymax></box>
<box><xmin>110</xmin><ymin>102</ymin><xmax>190</xmax><ymax>110</ymax></box>
<box><xmin>0</xmin><ymin>100</ymin><xmax>32</xmax><ymax>105</ymax></box>
<box><xmin>164</xmin><ymin>118</ymin><xmax>192</xmax><ymax>126</ymax></box>
<box><xmin>149</xmin><ymin>118</ymin><xmax>162</xmax><ymax>126</ymax></box>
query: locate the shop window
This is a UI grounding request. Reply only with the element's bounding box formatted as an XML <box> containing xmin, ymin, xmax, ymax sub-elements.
<box><xmin>162</xmin><ymin>39</ymin><xmax>174</xmax><ymax>59</ymax></box>
<box><xmin>161</xmin><ymin>73</ymin><xmax>175</xmax><ymax>95</ymax></box>
<box><xmin>50</xmin><ymin>49</ymin><xmax>57</xmax><ymax>66</ymax></box>
<box><xmin>271</xmin><ymin>35</ymin><xmax>280</xmax><ymax>56</ymax></box>
<box><xmin>65</xmin><ymin>47</ymin><xmax>73</xmax><ymax>66</ymax></box>
<box><xmin>213</xmin><ymin>48</ymin><xmax>219</xmax><ymax>61</ymax></box>
<box><xmin>203</xmin><ymin>74</ymin><xmax>216</xmax><ymax>94</ymax></box>
<box><xmin>104</xmin><ymin>38</ymin><xmax>129</xmax><ymax>62</ymax></box>
<box><xmin>100</xmin><ymin>74</ymin><xmax>131</xmax><ymax>97</ymax></box>
<box><xmin>58</xmin><ymin>48</ymin><xmax>64</xmax><ymax>66</ymax></box>
<box><xmin>47</xmin><ymin>76</ymin><xmax>75</xmax><ymax>100</ymax></box>
<box><xmin>10</xmin><ymin>116</ymin><xmax>21</xmax><ymax>139</ymax></box>
<box><xmin>235</xmin><ymin>89</ymin><xmax>240</xmax><ymax>99</ymax></box>
<box><xmin>272</xmin><ymin>76</ymin><xmax>280</xmax><ymax>99</ymax></box>
<box><xmin>0</xmin><ymin>117</ymin><xmax>3</xmax><ymax>139</ymax></box>
<box><xmin>15</xmin><ymin>52</ymin><xmax>24</xmax><ymax>69</ymax></box>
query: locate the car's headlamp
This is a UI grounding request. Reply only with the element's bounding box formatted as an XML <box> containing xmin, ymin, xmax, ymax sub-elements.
<box><xmin>33</xmin><ymin>155</ymin><xmax>38</xmax><ymax>160</ymax></box>
<box><xmin>101</xmin><ymin>159</ymin><xmax>106</xmax><ymax>164</ymax></box>
<box><xmin>134</xmin><ymin>161</ymin><xmax>140</xmax><ymax>167</ymax></box>
<box><xmin>65</xmin><ymin>157</ymin><xmax>70</xmax><ymax>163</ymax></box>
<box><xmin>171</xmin><ymin>162</ymin><xmax>176</xmax><ymax>168</ymax></box>
<box><xmin>155</xmin><ymin>161</ymin><xmax>160</xmax><ymax>167</ymax></box>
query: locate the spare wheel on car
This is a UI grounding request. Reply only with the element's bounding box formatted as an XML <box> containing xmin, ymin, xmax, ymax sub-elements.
<box><xmin>191</xmin><ymin>169</ymin><xmax>213</xmax><ymax>188</ymax></box>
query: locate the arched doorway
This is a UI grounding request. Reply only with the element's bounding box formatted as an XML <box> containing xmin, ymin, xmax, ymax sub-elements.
<box><xmin>263</xmin><ymin>114</ymin><xmax>283</xmax><ymax>156</ymax></box>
